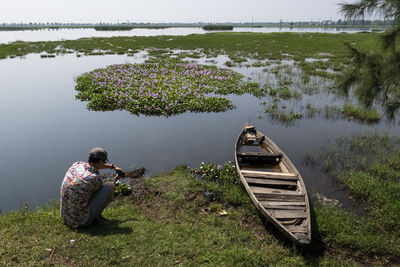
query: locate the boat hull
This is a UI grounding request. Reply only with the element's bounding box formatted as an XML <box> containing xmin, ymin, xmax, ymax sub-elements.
<box><xmin>234</xmin><ymin>124</ymin><xmax>311</xmax><ymax>245</ymax></box>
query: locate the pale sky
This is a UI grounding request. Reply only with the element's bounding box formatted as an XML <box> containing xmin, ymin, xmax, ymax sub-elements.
<box><xmin>2</xmin><ymin>0</ymin><xmax>348</xmax><ymax>23</ymax></box>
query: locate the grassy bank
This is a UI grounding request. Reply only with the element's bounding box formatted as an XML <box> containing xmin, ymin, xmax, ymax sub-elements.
<box><xmin>1</xmin><ymin>161</ymin><xmax>398</xmax><ymax>266</ymax></box>
<box><xmin>307</xmin><ymin>132</ymin><xmax>400</xmax><ymax>261</ymax></box>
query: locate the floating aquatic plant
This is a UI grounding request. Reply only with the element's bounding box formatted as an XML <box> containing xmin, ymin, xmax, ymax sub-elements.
<box><xmin>75</xmin><ymin>61</ymin><xmax>249</xmax><ymax>116</ymax></box>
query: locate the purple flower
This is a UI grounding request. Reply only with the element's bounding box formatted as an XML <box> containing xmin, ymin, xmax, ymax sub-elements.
<box><xmin>217</xmin><ymin>164</ymin><xmax>222</xmax><ymax>171</ymax></box>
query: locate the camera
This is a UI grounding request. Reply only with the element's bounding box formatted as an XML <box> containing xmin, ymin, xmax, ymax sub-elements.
<box><xmin>116</xmin><ymin>169</ymin><xmax>126</xmax><ymax>178</ymax></box>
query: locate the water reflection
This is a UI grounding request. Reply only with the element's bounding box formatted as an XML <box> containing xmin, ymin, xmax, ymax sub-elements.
<box><xmin>0</xmin><ymin>53</ymin><xmax>398</xmax><ymax>214</ymax></box>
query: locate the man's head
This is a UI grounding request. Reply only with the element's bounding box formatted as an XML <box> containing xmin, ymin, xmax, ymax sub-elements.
<box><xmin>88</xmin><ymin>147</ymin><xmax>108</xmax><ymax>165</ymax></box>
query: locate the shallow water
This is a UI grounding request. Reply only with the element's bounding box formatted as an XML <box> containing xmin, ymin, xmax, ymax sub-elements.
<box><xmin>0</xmin><ymin>26</ymin><xmax>383</xmax><ymax>44</ymax></box>
<box><xmin>0</xmin><ymin>52</ymin><xmax>398</xmax><ymax>214</ymax></box>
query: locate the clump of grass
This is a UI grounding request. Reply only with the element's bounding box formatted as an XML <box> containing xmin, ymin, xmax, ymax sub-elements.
<box><xmin>263</xmin><ymin>100</ymin><xmax>303</xmax><ymax>125</ymax></box>
<box><xmin>267</xmin><ymin>86</ymin><xmax>301</xmax><ymax>100</ymax></box>
<box><xmin>239</xmin><ymin>82</ymin><xmax>267</xmax><ymax>98</ymax></box>
<box><xmin>251</xmin><ymin>61</ymin><xmax>267</xmax><ymax>67</ymax></box>
<box><xmin>190</xmin><ymin>162</ymin><xmax>247</xmax><ymax>206</ymax></box>
<box><xmin>224</xmin><ymin>61</ymin><xmax>234</xmax><ymax>67</ymax></box>
<box><xmin>304</xmin><ymin>151</ymin><xmax>318</xmax><ymax>167</ymax></box>
<box><xmin>323</xmin><ymin>105</ymin><xmax>343</xmax><ymax>120</ymax></box>
<box><xmin>342</xmin><ymin>102</ymin><xmax>381</xmax><ymax>123</ymax></box>
<box><xmin>277</xmin><ymin>86</ymin><xmax>292</xmax><ymax>99</ymax></box>
<box><xmin>305</xmin><ymin>103</ymin><xmax>322</xmax><ymax>118</ymax></box>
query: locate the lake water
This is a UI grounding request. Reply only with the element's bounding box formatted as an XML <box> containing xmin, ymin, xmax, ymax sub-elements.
<box><xmin>0</xmin><ymin>50</ymin><xmax>398</xmax><ymax>214</ymax></box>
<box><xmin>0</xmin><ymin>26</ymin><xmax>383</xmax><ymax>44</ymax></box>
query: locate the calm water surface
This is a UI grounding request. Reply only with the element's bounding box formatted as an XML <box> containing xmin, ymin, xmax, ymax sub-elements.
<box><xmin>0</xmin><ymin>27</ymin><xmax>383</xmax><ymax>43</ymax></box>
<box><xmin>0</xmin><ymin>52</ymin><xmax>398</xmax><ymax>213</ymax></box>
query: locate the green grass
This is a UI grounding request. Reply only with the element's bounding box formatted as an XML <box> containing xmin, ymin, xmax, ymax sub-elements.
<box><xmin>1</xmin><ymin>165</ymin><xmax>386</xmax><ymax>266</ymax></box>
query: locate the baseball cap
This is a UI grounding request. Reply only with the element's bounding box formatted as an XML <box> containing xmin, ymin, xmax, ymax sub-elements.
<box><xmin>89</xmin><ymin>147</ymin><xmax>108</xmax><ymax>162</ymax></box>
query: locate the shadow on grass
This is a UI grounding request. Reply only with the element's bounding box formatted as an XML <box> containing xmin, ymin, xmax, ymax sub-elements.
<box><xmin>77</xmin><ymin>218</ymin><xmax>136</xmax><ymax>236</ymax></box>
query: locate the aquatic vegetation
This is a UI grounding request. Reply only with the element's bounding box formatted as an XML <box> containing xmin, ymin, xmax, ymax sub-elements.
<box><xmin>75</xmin><ymin>61</ymin><xmax>247</xmax><ymax>116</ymax></box>
<box><xmin>251</xmin><ymin>61</ymin><xmax>267</xmax><ymax>68</ymax></box>
<box><xmin>224</xmin><ymin>61</ymin><xmax>234</xmax><ymax>67</ymax></box>
<box><xmin>267</xmin><ymin>86</ymin><xmax>301</xmax><ymax>100</ymax></box>
<box><xmin>190</xmin><ymin>161</ymin><xmax>245</xmax><ymax>206</ymax></box>
<box><xmin>323</xmin><ymin>105</ymin><xmax>343</xmax><ymax>120</ymax></box>
<box><xmin>114</xmin><ymin>181</ymin><xmax>132</xmax><ymax>197</ymax></box>
<box><xmin>305</xmin><ymin>103</ymin><xmax>322</xmax><ymax>118</ymax></box>
<box><xmin>190</xmin><ymin>161</ymin><xmax>240</xmax><ymax>185</ymax></box>
<box><xmin>342</xmin><ymin>102</ymin><xmax>380</xmax><ymax>123</ymax></box>
<box><xmin>263</xmin><ymin>101</ymin><xmax>303</xmax><ymax>125</ymax></box>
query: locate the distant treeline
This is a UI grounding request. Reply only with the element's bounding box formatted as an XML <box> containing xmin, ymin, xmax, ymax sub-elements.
<box><xmin>0</xmin><ymin>20</ymin><xmax>395</xmax><ymax>31</ymax></box>
<box><xmin>94</xmin><ymin>26</ymin><xmax>170</xmax><ymax>31</ymax></box>
<box><xmin>94</xmin><ymin>26</ymin><xmax>134</xmax><ymax>31</ymax></box>
<box><xmin>202</xmin><ymin>25</ymin><xmax>233</xmax><ymax>31</ymax></box>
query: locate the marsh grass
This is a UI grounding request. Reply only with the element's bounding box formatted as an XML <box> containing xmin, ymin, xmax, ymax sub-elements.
<box><xmin>310</xmin><ymin>132</ymin><xmax>400</xmax><ymax>259</ymax></box>
<box><xmin>0</xmin><ymin>32</ymin><xmax>382</xmax><ymax>74</ymax></box>
<box><xmin>341</xmin><ymin>102</ymin><xmax>381</xmax><ymax>122</ymax></box>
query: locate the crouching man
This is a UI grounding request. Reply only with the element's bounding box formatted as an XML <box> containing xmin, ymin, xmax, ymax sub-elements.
<box><xmin>60</xmin><ymin>148</ymin><xmax>122</xmax><ymax>228</ymax></box>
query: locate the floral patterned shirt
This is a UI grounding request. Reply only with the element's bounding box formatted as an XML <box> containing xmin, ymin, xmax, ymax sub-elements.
<box><xmin>60</xmin><ymin>161</ymin><xmax>103</xmax><ymax>228</ymax></box>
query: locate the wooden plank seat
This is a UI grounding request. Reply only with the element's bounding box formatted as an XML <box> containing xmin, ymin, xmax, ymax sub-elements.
<box><xmin>237</xmin><ymin>151</ymin><xmax>282</xmax><ymax>165</ymax></box>
<box><xmin>263</xmin><ymin>205</ymin><xmax>306</xmax><ymax>210</ymax></box>
<box><xmin>249</xmin><ymin>186</ymin><xmax>301</xmax><ymax>195</ymax></box>
<box><xmin>268</xmin><ymin>209</ymin><xmax>307</xmax><ymax>219</ymax></box>
<box><xmin>245</xmin><ymin>177</ymin><xmax>297</xmax><ymax>186</ymax></box>
<box><xmin>259</xmin><ymin>201</ymin><xmax>306</xmax><ymax>206</ymax></box>
<box><xmin>255</xmin><ymin>194</ymin><xmax>305</xmax><ymax>202</ymax></box>
<box><xmin>286</xmin><ymin>225</ymin><xmax>308</xmax><ymax>233</ymax></box>
<box><xmin>241</xmin><ymin>170</ymin><xmax>299</xmax><ymax>180</ymax></box>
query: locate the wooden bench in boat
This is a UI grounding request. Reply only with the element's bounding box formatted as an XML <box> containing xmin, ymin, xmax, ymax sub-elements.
<box><xmin>266</xmin><ymin>209</ymin><xmax>307</xmax><ymax>219</ymax></box>
<box><xmin>237</xmin><ymin>151</ymin><xmax>282</xmax><ymax>165</ymax></box>
<box><xmin>249</xmin><ymin>186</ymin><xmax>302</xmax><ymax>195</ymax></box>
<box><xmin>241</xmin><ymin>170</ymin><xmax>299</xmax><ymax>180</ymax></box>
<box><xmin>245</xmin><ymin>177</ymin><xmax>297</xmax><ymax>186</ymax></box>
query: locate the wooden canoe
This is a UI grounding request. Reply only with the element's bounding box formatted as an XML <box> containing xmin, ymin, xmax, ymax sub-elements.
<box><xmin>234</xmin><ymin>124</ymin><xmax>311</xmax><ymax>245</ymax></box>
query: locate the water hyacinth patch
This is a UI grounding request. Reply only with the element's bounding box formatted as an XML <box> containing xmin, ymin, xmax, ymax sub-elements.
<box><xmin>75</xmin><ymin>61</ymin><xmax>245</xmax><ymax>116</ymax></box>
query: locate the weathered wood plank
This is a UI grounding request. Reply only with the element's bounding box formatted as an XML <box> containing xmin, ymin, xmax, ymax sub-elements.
<box><xmin>249</xmin><ymin>186</ymin><xmax>301</xmax><ymax>195</ymax></box>
<box><xmin>264</xmin><ymin>205</ymin><xmax>306</xmax><ymax>210</ymax></box>
<box><xmin>259</xmin><ymin>201</ymin><xmax>306</xmax><ymax>206</ymax></box>
<box><xmin>245</xmin><ymin>177</ymin><xmax>297</xmax><ymax>186</ymax></box>
<box><xmin>242</xmin><ymin>172</ymin><xmax>299</xmax><ymax>180</ymax></box>
<box><xmin>269</xmin><ymin>210</ymin><xmax>307</xmax><ymax>219</ymax></box>
<box><xmin>242</xmin><ymin>170</ymin><xmax>297</xmax><ymax>177</ymax></box>
<box><xmin>286</xmin><ymin>225</ymin><xmax>308</xmax><ymax>233</ymax></box>
<box><xmin>256</xmin><ymin>194</ymin><xmax>305</xmax><ymax>202</ymax></box>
